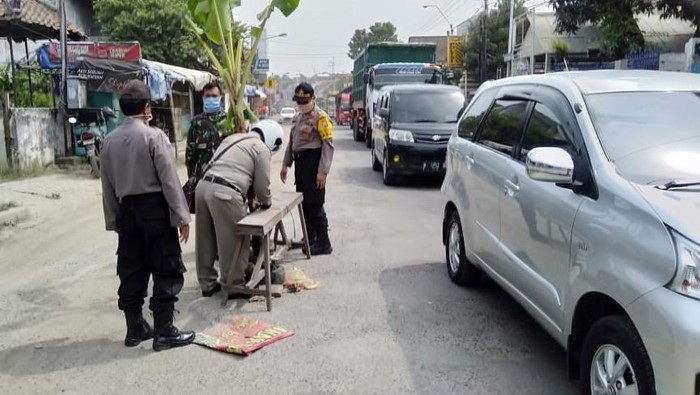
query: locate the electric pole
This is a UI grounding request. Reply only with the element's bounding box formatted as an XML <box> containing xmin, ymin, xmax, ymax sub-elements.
<box><xmin>480</xmin><ymin>0</ymin><xmax>489</xmax><ymax>84</ymax></box>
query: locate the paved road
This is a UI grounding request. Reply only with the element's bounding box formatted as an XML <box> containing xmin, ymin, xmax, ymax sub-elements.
<box><xmin>0</xmin><ymin>126</ymin><xmax>576</xmax><ymax>394</ymax></box>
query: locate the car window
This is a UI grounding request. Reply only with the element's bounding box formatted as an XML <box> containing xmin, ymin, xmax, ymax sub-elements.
<box><xmin>519</xmin><ymin>103</ymin><xmax>575</xmax><ymax>162</ymax></box>
<box><xmin>477</xmin><ymin>99</ymin><xmax>530</xmax><ymax>157</ymax></box>
<box><xmin>458</xmin><ymin>88</ymin><xmax>496</xmax><ymax>140</ymax></box>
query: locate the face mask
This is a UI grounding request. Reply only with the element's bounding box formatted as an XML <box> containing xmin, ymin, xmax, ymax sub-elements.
<box><xmin>203</xmin><ymin>97</ymin><xmax>221</xmax><ymax>113</ymax></box>
<box><xmin>297</xmin><ymin>101</ymin><xmax>314</xmax><ymax>114</ymax></box>
<box><xmin>127</xmin><ymin>114</ymin><xmax>152</xmax><ymax>125</ymax></box>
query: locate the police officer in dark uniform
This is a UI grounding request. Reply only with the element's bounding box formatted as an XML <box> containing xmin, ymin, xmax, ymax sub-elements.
<box><xmin>280</xmin><ymin>82</ymin><xmax>335</xmax><ymax>255</ymax></box>
<box><xmin>101</xmin><ymin>80</ymin><xmax>195</xmax><ymax>351</ymax></box>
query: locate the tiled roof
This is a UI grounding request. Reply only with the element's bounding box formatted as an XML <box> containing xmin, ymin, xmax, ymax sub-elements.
<box><xmin>0</xmin><ymin>0</ymin><xmax>85</xmax><ymax>41</ymax></box>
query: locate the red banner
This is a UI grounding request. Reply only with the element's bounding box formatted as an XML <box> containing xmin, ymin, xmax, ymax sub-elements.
<box><xmin>48</xmin><ymin>42</ymin><xmax>141</xmax><ymax>63</ymax></box>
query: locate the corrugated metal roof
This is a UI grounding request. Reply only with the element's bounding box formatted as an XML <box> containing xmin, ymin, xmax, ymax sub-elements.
<box><xmin>0</xmin><ymin>0</ymin><xmax>85</xmax><ymax>40</ymax></box>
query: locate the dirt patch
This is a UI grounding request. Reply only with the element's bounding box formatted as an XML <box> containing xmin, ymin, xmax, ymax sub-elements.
<box><xmin>0</xmin><ymin>201</ymin><xmax>18</xmax><ymax>212</ymax></box>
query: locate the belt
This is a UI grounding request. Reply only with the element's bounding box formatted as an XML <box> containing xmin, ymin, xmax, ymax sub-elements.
<box><xmin>293</xmin><ymin>148</ymin><xmax>321</xmax><ymax>159</ymax></box>
<box><xmin>202</xmin><ymin>174</ymin><xmax>246</xmax><ymax>202</ymax></box>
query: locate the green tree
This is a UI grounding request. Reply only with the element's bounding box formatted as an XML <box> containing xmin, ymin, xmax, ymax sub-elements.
<box><xmin>95</xmin><ymin>0</ymin><xmax>211</xmax><ymax>71</ymax></box>
<box><xmin>463</xmin><ymin>0</ymin><xmax>526</xmax><ymax>80</ymax></box>
<box><xmin>347</xmin><ymin>22</ymin><xmax>399</xmax><ymax>59</ymax></box>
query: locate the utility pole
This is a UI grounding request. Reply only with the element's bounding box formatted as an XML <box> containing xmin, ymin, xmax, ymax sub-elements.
<box><xmin>58</xmin><ymin>0</ymin><xmax>71</xmax><ymax>155</ymax></box>
<box><xmin>507</xmin><ymin>0</ymin><xmax>515</xmax><ymax>76</ymax></box>
<box><xmin>480</xmin><ymin>0</ymin><xmax>489</xmax><ymax>84</ymax></box>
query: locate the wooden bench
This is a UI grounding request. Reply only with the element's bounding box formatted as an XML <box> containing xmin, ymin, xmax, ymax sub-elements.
<box><xmin>220</xmin><ymin>191</ymin><xmax>310</xmax><ymax>310</ymax></box>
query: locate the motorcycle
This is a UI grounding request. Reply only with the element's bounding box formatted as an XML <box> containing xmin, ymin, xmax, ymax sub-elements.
<box><xmin>69</xmin><ymin>107</ymin><xmax>116</xmax><ymax>178</ymax></box>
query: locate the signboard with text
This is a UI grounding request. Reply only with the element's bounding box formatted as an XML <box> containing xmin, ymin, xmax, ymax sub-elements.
<box><xmin>48</xmin><ymin>42</ymin><xmax>142</xmax><ymax>63</ymax></box>
<box><xmin>254</xmin><ymin>58</ymin><xmax>270</xmax><ymax>72</ymax></box>
<box><xmin>447</xmin><ymin>36</ymin><xmax>465</xmax><ymax>69</ymax></box>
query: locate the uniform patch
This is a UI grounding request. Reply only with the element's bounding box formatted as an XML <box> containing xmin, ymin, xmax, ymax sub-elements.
<box><xmin>317</xmin><ymin>114</ymin><xmax>333</xmax><ymax>140</ymax></box>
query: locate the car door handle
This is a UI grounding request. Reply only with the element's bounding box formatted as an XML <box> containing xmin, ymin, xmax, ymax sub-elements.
<box><xmin>504</xmin><ymin>179</ymin><xmax>520</xmax><ymax>195</ymax></box>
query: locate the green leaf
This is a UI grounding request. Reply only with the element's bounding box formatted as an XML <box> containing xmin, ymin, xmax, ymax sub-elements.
<box><xmin>273</xmin><ymin>0</ymin><xmax>300</xmax><ymax>17</ymax></box>
<box><xmin>257</xmin><ymin>4</ymin><xmax>274</xmax><ymax>21</ymax></box>
<box><xmin>250</xmin><ymin>26</ymin><xmax>263</xmax><ymax>39</ymax></box>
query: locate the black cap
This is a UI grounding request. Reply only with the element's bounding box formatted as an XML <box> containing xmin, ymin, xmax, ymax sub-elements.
<box><xmin>292</xmin><ymin>82</ymin><xmax>314</xmax><ymax>104</ymax></box>
<box><xmin>120</xmin><ymin>79</ymin><xmax>151</xmax><ymax>101</ymax></box>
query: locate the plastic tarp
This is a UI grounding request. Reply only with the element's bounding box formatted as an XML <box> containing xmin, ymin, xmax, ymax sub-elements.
<box><xmin>142</xmin><ymin>59</ymin><xmax>217</xmax><ymax>91</ymax></box>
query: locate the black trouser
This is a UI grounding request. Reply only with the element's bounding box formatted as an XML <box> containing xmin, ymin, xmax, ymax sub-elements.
<box><xmin>294</xmin><ymin>148</ymin><xmax>330</xmax><ymax>245</ymax></box>
<box><xmin>116</xmin><ymin>193</ymin><xmax>185</xmax><ymax>316</ymax></box>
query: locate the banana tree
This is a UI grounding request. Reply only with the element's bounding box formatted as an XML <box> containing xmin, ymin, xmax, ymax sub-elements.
<box><xmin>186</xmin><ymin>0</ymin><xmax>300</xmax><ymax>133</ymax></box>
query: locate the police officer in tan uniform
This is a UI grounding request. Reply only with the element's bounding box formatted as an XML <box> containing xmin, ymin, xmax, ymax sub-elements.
<box><xmin>280</xmin><ymin>82</ymin><xmax>335</xmax><ymax>255</ymax></box>
<box><xmin>195</xmin><ymin>121</ymin><xmax>284</xmax><ymax>297</ymax></box>
<box><xmin>101</xmin><ymin>80</ymin><xmax>195</xmax><ymax>351</ymax></box>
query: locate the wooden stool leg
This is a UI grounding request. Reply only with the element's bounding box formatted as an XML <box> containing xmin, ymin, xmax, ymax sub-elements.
<box><xmin>263</xmin><ymin>234</ymin><xmax>272</xmax><ymax>312</ymax></box>
<box><xmin>298</xmin><ymin>204</ymin><xmax>311</xmax><ymax>259</ymax></box>
<box><xmin>221</xmin><ymin>237</ymin><xmax>244</xmax><ymax>308</ymax></box>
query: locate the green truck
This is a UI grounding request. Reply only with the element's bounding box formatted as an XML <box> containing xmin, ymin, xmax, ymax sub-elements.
<box><xmin>351</xmin><ymin>42</ymin><xmax>442</xmax><ymax>145</ymax></box>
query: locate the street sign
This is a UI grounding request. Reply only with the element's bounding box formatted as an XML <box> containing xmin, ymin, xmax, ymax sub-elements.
<box><xmin>254</xmin><ymin>58</ymin><xmax>270</xmax><ymax>72</ymax></box>
<box><xmin>447</xmin><ymin>36</ymin><xmax>465</xmax><ymax>69</ymax></box>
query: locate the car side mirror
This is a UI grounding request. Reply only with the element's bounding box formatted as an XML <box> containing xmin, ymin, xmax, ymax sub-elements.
<box><xmin>526</xmin><ymin>147</ymin><xmax>574</xmax><ymax>184</ymax></box>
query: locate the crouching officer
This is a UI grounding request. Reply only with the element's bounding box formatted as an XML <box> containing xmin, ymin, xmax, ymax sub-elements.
<box><xmin>280</xmin><ymin>82</ymin><xmax>335</xmax><ymax>255</ymax></box>
<box><xmin>100</xmin><ymin>80</ymin><xmax>195</xmax><ymax>351</ymax></box>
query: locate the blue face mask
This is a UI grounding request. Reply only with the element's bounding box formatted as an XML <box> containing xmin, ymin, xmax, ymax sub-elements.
<box><xmin>203</xmin><ymin>97</ymin><xmax>221</xmax><ymax>114</ymax></box>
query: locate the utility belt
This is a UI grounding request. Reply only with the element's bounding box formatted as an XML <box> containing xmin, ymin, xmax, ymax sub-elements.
<box><xmin>202</xmin><ymin>174</ymin><xmax>247</xmax><ymax>203</ymax></box>
<box><xmin>293</xmin><ymin>148</ymin><xmax>322</xmax><ymax>160</ymax></box>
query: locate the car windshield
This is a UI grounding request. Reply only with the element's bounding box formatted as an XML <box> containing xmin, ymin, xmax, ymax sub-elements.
<box><xmin>586</xmin><ymin>91</ymin><xmax>700</xmax><ymax>185</ymax></box>
<box><xmin>375</xmin><ymin>72</ymin><xmax>442</xmax><ymax>89</ymax></box>
<box><xmin>390</xmin><ymin>91</ymin><xmax>464</xmax><ymax>123</ymax></box>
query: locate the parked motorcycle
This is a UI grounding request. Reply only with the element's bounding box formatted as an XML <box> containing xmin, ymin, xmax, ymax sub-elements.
<box><xmin>69</xmin><ymin>107</ymin><xmax>116</xmax><ymax>178</ymax></box>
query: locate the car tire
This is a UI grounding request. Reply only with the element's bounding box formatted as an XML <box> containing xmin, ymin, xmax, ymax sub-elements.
<box><xmin>580</xmin><ymin>316</ymin><xmax>656</xmax><ymax>395</ymax></box>
<box><xmin>371</xmin><ymin>145</ymin><xmax>381</xmax><ymax>172</ymax></box>
<box><xmin>353</xmin><ymin>120</ymin><xmax>362</xmax><ymax>142</ymax></box>
<box><xmin>365</xmin><ymin>127</ymin><xmax>372</xmax><ymax>148</ymax></box>
<box><xmin>382</xmin><ymin>151</ymin><xmax>396</xmax><ymax>186</ymax></box>
<box><xmin>445</xmin><ymin>210</ymin><xmax>481</xmax><ymax>286</ymax></box>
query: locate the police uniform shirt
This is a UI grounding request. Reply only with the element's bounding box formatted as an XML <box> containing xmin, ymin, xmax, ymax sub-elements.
<box><xmin>282</xmin><ymin>106</ymin><xmax>335</xmax><ymax>174</ymax></box>
<box><xmin>101</xmin><ymin>118</ymin><xmax>191</xmax><ymax>231</ymax></box>
<box><xmin>206</xmin><ymin>133</ymin><xmax>272</xmax><ymax>206</ymax></box>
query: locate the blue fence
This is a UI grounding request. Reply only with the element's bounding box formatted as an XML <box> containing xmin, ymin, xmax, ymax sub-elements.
<box><xmin>627</xmin><ymin>50</ymin><xmax>661</xmax><ymax>70</ymax></box>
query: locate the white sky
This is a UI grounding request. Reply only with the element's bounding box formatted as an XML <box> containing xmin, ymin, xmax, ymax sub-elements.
<box><xmin>233</xmin><ymin>0</ymin><xmax>486</xmax><ymax>76</ymax></box>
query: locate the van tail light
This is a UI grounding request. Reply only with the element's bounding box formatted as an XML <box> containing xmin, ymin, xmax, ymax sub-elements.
<box><xmin>81</xmin><ymin>132</ymin><xmax>93</xmax><ymax>141</ymax></box>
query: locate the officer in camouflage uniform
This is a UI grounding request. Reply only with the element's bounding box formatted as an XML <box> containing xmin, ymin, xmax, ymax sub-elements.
<box><xmin>281</xmin><ymin>82</ymin><xmax>335</xmax><ymax>255</ymax></box>
<box><xmin>186</xmin><ymin>81</ymin><xmax>230</xmax><ymax>182</ymax></box>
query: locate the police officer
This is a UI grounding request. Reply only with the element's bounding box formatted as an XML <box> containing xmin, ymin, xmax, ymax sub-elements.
<box><xmin>100</xmin><ymin>80</ymin><xmax>195</xmax><ymax>352</ymax></box>
<box><xmin>280</xmin><ymin>82</ymin><xmax>335</xmax><ymax>256</ymax></box>
<box><xmin>196</xmin><ymin>120</ymin><xmax>284</xmax><ymax>297</ymax></box>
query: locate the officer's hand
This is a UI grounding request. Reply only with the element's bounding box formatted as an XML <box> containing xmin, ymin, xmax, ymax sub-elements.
<box><xmin>280</xmin><ymin>167</ymin><xmax>288</xmax><ymax>184</ymax></box>
<box><xmin>316</xmin><ymin>172</ymin><xmax>327</xmax><ymax>189</ymax></box>
<box><xmin>179</xmin><ymin>224</ymin><xmax>190</xmax><ymax>243</ymax></box>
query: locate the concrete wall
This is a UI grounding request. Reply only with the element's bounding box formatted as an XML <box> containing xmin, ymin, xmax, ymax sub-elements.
<box><xmin>10</xmin><ymin>108</ymin><xmax>59</xmax><ymax>168</ymax></box>
<box><xmin>659</xmin><ymin>53</ymin><xmax>688</xmax><ymax>72</ymax></box>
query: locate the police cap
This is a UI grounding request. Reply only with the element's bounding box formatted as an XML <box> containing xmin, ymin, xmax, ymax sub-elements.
<box><xmin>292</xmin><ymin>82</ymin><xmax>314</xmax><ymax>104</ymax></box>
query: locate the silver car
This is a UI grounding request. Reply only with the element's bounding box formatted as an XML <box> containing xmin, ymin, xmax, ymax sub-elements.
<box><xmin>441</xmin><ymin>70</ymin><xmax>700</xmax><ymax>395</ymax></box>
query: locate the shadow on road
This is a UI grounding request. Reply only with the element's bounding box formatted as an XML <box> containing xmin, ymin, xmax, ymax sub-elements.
<box><xmin>0</xmin><ymin>338</ymin><xmax>145</xmax><ymax>376</ymax></box>
<box><xmin>378</xmin><ymin>262</ymin><xmax>577</xmax><ymax>394</ymax></box>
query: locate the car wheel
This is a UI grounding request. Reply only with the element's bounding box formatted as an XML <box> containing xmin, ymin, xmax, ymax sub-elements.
<box><xmin>371</xmin><ymin>144</ymin><xmax>381</xmax><ymax>171</ymax></box>
<box><xmin>580</xmin><ymin>316</ymin><xmax>655</xmax><ymax>395</ymax></box>
<box><xmin>365</xmin><ymin>127</ymin><xmax>372</xmax><ymax>148</ymax></box>
<box><xmin>445</xmin><ymin>210</ymin><xmax>481</xmax><ymax>286</ymax></box>
<box><xmin>353</xmin><ymin>121</ymin><xmax>362</xmax><ymax>142</ymax></box>
<box><xmin>382</xmin><ymin>151</ymin><xmax>396</xmax><ymax>186</ymax></box>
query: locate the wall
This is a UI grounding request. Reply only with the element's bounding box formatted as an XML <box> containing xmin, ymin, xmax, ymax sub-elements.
<box><xmin>659</xmin><ymin>53</ymin><xmax>688</xmax><ymax>72</ymax></box>
<box><xmin>10</xmin><ymin>108</ymin><xmax>59</xmax><ymax>168</ymax></box>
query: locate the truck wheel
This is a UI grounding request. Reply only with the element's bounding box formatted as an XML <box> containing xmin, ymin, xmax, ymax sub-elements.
<box><xmin>580</xmin><ymin>316</ymin><xmax>655</xmax><ymax>395</ymax></box>
<box><xmin>353</xmin><ymin>120</ymin><xmax>362</xmax><ymax>142</ymax></box>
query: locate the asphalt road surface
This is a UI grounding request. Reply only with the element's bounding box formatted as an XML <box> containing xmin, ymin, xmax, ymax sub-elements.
<box><xmin>0</xmin><ymin>125</ymin><xmax>576</xmax><ymax>394</ymax></box>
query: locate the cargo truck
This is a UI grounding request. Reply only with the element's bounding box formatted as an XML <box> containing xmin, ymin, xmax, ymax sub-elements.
<box><xmin>335</xmin><ymin>86</ymin><xmax>352</xmax><ymax>126</ymax></box>
<box><xmin>351</xmin><ymin>42</ymin><xmax>442</xmax><ymax>147</ymax></box>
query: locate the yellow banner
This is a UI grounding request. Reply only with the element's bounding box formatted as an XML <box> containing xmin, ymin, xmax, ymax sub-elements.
<box><xmin>447</xmin><ymin>35</ymin><xmax>465</xmax><ymax>69</ymax></box>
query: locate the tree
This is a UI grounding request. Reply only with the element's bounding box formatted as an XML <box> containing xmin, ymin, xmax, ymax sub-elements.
<box><xmin>95</xmin><ymin>0</ymin><xmax>211</xmax><ymax>71</ymax></box>
<box><xmin>463</xmin><ymin>0</ymin><xmax>526</xmax><ymax>81</ymax></box>
<box><xmin>186</xmin><ymin>0</ymin><xmax>300</xmax><ymax>133</ymax></box>
<box><xmin>347</xmin><ymin>22</ymin><xmax>398</xmax><ymax>59</ymax></box>
<box><xmin>550</xmin><ymin>0</ymin><xmax>700</xmax><ymax>58</ymax></box>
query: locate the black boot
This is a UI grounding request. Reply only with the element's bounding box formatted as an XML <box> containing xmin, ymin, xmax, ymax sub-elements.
<box><xmin>124</xmin><ymin>310</ymin><xmax>154</xmax><ymax>347</ymax></box>
<box><xmin>310</xmin><ymin>226</ymin><xmax>332</xmax><ymax>256</ymax></box>
<box><xmin>152</xmin><ymin>311</ymin><xmax>195</xmax><ymax>352</ymax></box>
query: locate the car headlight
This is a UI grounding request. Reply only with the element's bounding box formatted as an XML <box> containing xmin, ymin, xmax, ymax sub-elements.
<box><xmin>668</xmin><ymin>229</ymin><xmax>700</xmax><ymax>300</ymax></box>
<box><xmin>389</xmin><ymin>129</ymin><xmax>414</xmax><ymax>143</ymax></box>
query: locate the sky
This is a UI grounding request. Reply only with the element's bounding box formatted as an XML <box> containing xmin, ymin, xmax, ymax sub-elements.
<box><xmin>233</xmin><ymin>0</ymin><xmax>486</xmax><ymax>76</ymax></box>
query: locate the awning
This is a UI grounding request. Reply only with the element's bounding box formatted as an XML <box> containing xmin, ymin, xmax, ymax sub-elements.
<box><xmin>142</xmin><ymin>59</ymin><xmax>217</xmax><ymax>91</ymax></box>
